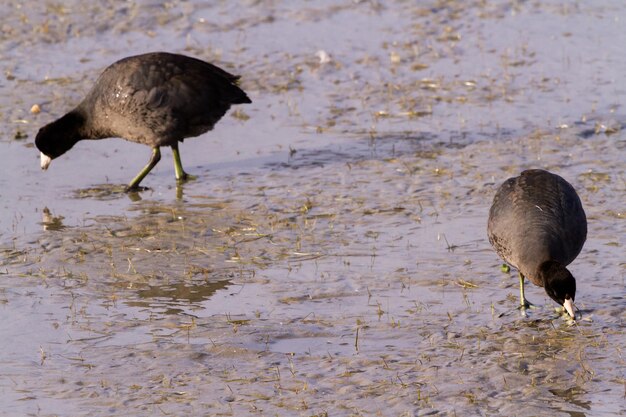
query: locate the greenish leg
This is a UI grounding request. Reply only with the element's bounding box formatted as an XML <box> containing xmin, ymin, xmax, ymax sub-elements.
<box><xmin>519</xmin><ymin>272</ymin><xmax>526</xmax><ymax>308</ymax></box>
<box><xmin>171</xmin><ymin>143</ymin><xmax>197</xmax><ymax>182</ymax></box>
<box><xmin>126</xmin><ymin>147</ymin><xmax>161</xmax><ymax>191</ymax></box>
<box><xmin>518</xmin><ymin>272</ymin><xmax>537</xmax><ymax>313</ymax></box>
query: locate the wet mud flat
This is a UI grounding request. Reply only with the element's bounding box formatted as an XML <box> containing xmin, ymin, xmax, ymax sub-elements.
<box><xmin>0</xmin><ymin>1</ymin><xmax>625</xmax><ymax>416</ymax></box>
<box><xmin>2</xmin><ymin>127</ymin><xmax>624</xmax><ymax>416</ymax></box>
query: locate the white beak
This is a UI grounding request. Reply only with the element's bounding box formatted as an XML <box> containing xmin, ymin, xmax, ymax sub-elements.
<box><xmin>40</xmin><ymin>153</ymin><xmax>52</xmax><ymax>170</ymax></box>
<box><xmin>563</xmin><ymin>298</ymin><xmax>575</xmax><ymax>319</ymax></box>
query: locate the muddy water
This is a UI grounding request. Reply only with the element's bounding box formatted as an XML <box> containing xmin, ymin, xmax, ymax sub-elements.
<box><xmin>1</xmin><ymin>1</ymin><xmax>624</xmax><ymax>416</ymax></box>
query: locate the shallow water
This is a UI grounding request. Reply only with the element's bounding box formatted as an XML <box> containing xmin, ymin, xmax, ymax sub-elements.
<box><xmin>1</xmin><ymin>1</ymin><xmax>624</xmax><ymax>416</ymax></box>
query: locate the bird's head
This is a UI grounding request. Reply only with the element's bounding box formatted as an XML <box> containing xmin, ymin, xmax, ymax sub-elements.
<box><xmin>35</xmin><ymin>112</ymin><xmax>84</xmax><ymax>170</ymax></box>
<box><xmin>540</xmin><ymin>260</ymin><xmax>577</xmax><ymax>318</ymax></box>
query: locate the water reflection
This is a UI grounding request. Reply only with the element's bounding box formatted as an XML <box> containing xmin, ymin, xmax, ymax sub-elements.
<box><xmin>126</xmin><ymin>189</ymin><xmax>143</xmax><ymax>202</ymax></box>
<box><xmin>71</xmin><ymin>184</ymin><xmax>143</xmax><ymax>201</ymax></box>
<box><xmin>175</xmin><ymin>181</ymin><xmax>186</xmax><ymax>201</ymax></box>
<box><xmin>125</xmin><ymin>279</ymin><xmax>231</xmax><ymax>314</ymax></box>
<box><xmin>41</xmin><ymin>207</ymin><xmax>65</xmax><ymax>231</ymax></box>
<box><xmin>549</xmin><ymin>387</ymin><xmax>591</xmax><ymax>417</ymax></box>
<box><xmin>70</xmin><ymin>181</ymin><xmax>188</xmax><ymax>201</ymax></box>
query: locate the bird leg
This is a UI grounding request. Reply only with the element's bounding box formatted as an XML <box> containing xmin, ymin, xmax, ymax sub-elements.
<box><xmin>518</xmin><ymin>272</ymin><xmax>537</xmax><ymax>315</ymax></box>
<box><xmin>126</xmin><ymin>147</ymin><xmax>161</xmax><ymax>191</ymax></box>
<box><xmin>171</xmin><ymin>143</ymin><xmax>197</xmax><ymax>182</ymax></box>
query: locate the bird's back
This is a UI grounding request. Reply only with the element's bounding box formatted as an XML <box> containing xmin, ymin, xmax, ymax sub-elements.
<box><xmin>487</xmin><ymin>169</ymin><xmax>587</xmax><ymax>282</ymax></box>
<box><xmin>77</xmin><ymin>52</ymin><xmax>251</xmax><ymax>146</ymax></box>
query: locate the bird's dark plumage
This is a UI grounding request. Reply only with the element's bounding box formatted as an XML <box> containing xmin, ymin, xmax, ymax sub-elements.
<box><xmin>487</xmin><ymin>169</ymin><xmax>587</xmax><ymax>318</ymax></box>
<box><xmin>35</xmin><ymin>52</ymin><xmax>251</xmax><ymax>190</ymax></box>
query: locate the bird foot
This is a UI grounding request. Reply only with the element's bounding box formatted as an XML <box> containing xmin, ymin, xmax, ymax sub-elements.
<box><xmin>124</xmin><ymin>184</ymin><xmax>150</xmax><ymax>193</ymax></box>
<box><xmin>176</xmin><ymin>172</ymin><xmax>197</xmax><ymax>183</ymax></box>
<box><xmin>518</xmin><ymin>299</ymin><xmax>538</xmax><ymax>317</ymax></box>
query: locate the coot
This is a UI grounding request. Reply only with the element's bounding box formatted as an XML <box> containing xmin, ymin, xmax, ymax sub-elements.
<box><xmin>487</xmin><ymin>169</ymin><xmax>587</xmax><ymax>318</ymax></box>
<box><xmin>36</xmin><ymin>52</ymin><xmax>251</xmax><ymax>190</ymax></box>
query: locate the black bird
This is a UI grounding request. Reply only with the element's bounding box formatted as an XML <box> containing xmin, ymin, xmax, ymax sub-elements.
<box><xmin>487</xmin><ymin>169</ymin><xmax>587</xmax><ymax>318</ymax></box>
<box><xmin>36</xmin><ymin>52</ymin><xmax>251</xmax><ymax>190</ymax></box>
